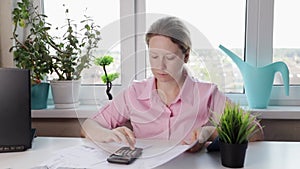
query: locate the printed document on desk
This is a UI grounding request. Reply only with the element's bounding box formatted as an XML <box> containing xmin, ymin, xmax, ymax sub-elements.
<box><xmin>37</xmin><ymin>139</ymin><xmax>195</xmax><ymax>169</ymax></box>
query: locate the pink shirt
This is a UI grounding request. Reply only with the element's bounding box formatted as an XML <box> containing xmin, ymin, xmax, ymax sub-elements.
<box><xmin>92</xmin><ymin>75</ymin><xmax>226</xmax><ymax>142</ymax></box>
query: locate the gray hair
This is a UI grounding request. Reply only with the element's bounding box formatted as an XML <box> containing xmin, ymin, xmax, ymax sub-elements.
<box><xmin>145</xmin><ymin>16</ymin><xmax>191</xmax><ymax>55</ymax></box>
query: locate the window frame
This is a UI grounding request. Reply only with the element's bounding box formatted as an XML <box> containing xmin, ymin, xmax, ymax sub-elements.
<box><xmin>45</xmin><ymin>0</ymin><xmax>300</xmax><ymax>106</ymax></box>
<box><xmin>3</xmin><ymin>0</ymin><xmax>299</xmax><ymax>106</ymax></box>
<box><xmin>43</xmin><ymin>0</ymin><xmax>138</xmax><ymax>105</ymax></box>
<box><xmin>136</xmin><ymin>0</ymin><xmax>299</xmax><ymax>106</ymax></box>
<box><xmin>245</xmin><ymin>0</ymin><xmax>299</xmax><ymax>106</ymax></box>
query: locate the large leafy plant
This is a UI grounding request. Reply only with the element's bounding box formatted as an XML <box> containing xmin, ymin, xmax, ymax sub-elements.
<box><xmin>94</xmin><ymin>55</ymin><xmax>119</xmax><ymax>100</ymax></box>
<box><xmin>10</xmin><ymin>0</ymin><xmax>53</xmax><ymax>84</ymax></box>
<box><xmin>212</xmin><ymin>102</ymin><xmax>261</xmax><ymax>144</ymax></box>
<box><xmin>48</xmin><ymin>5</ymin><xmax>101</xmax><ymax>80</ymax></box>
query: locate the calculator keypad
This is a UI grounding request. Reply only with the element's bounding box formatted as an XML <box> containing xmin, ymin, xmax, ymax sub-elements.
<box><xmin>114</xmin><ymin>147</ymin><xmax>142</xmax><ymax>158</ymax></box>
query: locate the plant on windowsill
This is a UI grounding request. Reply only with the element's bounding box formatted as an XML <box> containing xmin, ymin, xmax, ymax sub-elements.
<box><xmin>47</xmin><ymin>5</ymin><xmax>101</xmax><ymax>108</ymax></box>
<box><xmin>211</xmin><ymin>102</ymin><xmax>262</xmax><ymax>168</ymax></box>
<box><xmin>9</xmin><ymin>0</ymin><xmax>53</xmax><ymax>109</ymax></box>
<box><xmin>94</xmin><ymin>55</ymin><xmax>119</xmax><ymax>100</ymax></box>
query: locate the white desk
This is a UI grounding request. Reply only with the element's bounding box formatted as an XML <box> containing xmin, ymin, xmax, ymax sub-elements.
<box><xmin>0</xmin><ymin>137</ymin><xmax>299</xmax><ymax>169</ymax></box>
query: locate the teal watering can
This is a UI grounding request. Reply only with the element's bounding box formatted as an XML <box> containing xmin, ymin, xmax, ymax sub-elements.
<box><xmin>219</xmin><ymin>45</ymin><xmax>289</xmax><ymax>109</ymax></box>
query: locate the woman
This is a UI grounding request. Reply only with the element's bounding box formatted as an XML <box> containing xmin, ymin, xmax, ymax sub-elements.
<box><xmin>82</xmin><ymin>17</ymin><xmax>233</xmax><ymax>152</ymax></box>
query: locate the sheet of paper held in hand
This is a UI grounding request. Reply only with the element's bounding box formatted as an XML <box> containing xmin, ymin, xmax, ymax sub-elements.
<box><xmin>33</xmin><ymin>139</ymin><xmax>196</xmax><ymax>169</ymax></box>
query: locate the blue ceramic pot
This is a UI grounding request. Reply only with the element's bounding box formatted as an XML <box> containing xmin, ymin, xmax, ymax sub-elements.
<box><xmin>31</xmin><ymin>82</ymin><xmax>50</xmax><ymax>109</ymax></box>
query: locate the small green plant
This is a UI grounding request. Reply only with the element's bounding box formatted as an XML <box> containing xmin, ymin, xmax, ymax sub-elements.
<box><xmin>211</xmin><ymin>102</ymin><xmax>261</xmax><ymax>144</ymax></box>
<box><xmin>94</xmin><ymin>55</ymin><xmax>119</xmax><ymax>100</ymax></box>
<box><xmin>9</xmin><ymin>0</ymin><xmax>53</xmax><ymax>84</ymax></box>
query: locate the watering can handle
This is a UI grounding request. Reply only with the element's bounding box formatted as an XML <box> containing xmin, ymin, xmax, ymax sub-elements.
<box><xmin>274</xmin><ymin>62</ymin><xmax>290</xmax><ymax>96</ymax></box>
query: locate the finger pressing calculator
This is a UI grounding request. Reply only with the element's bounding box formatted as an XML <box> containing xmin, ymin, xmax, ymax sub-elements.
<box><xmin>107</xmin><ymin>147</ymin><xmax>143</xmax><ymax>164</ymax></box>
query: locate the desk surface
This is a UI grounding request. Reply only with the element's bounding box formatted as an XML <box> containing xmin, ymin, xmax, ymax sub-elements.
<box><xmin>0</xmin><ymin>137</ymin><xmax>300</xmax><ymax>169</ymax></box>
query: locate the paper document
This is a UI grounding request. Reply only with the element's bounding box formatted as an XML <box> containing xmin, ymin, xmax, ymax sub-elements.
<box><xmin>34</xmin><ymin>139</ymin><xmax>195</xmax><ymax>169</ymax></box>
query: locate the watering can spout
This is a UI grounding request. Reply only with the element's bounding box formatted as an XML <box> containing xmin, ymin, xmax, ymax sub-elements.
<box><xmin>218</xmin><ymin>45</ymin><xmax>246</xmax><ymax>71</ymax></box>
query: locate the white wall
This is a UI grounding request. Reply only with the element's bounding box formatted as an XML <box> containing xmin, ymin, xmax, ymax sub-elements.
<box><xmin>0</xmin><ymin>0</ymin><xmax>14</xmax><ymax>67</ymax></box>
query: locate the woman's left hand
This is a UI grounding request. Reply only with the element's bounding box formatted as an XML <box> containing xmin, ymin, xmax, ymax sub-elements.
<box><xmin>181</xmin><ymin>129</ymin><xmax>204</xmax><ymax>153</ymax></box>
<box><xmin>182</xmin><ymin>126</ymin><xmax>217</xmax><ymax>153</ymax></box>
<box><xmin>185</xmin><ymin>142</ymin><xmax>204</xmax><ymax>153</ymax></box>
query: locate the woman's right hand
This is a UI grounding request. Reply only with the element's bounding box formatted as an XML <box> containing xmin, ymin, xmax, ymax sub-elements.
<box><xmin>110</xmin><ymin>126</ymin><xmax>136</xmax><ymax>149</ymax></box>
<box><xmin>81</xmin><ymin>119</ymin><xmax>136</xmax><ymax>149</ymax></box>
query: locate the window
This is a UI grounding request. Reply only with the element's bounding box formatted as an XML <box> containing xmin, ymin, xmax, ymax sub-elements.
<box><xmin>42</xmin><ymin>0</ymin><xmax>136</xmax><ymax>104</ymax></box>
<box><xmin>142</xmin><ymin>0</ymin><xmax>299</xmax><ymax>106</ymax></box>
<box><xmin>43</xmin><ymin>0</ymin><xmax>121</xmax><ymax>85</ymax></box>
<box><xmin>145</xmin><ymin>0</ymin><xmax>246</xmax><ymax>93</ymax></box>
<box><xmin>273</xmin><ymin>0</ymin><xmax>300</xmax><ymax>85</ymax></box>
<box><xmin>39</xmin><ymin>0</ymin><xmax>300</xmax><ymax>106</ymax></box>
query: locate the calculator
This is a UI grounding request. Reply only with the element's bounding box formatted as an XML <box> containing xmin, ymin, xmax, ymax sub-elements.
<box><xmin>107</xmin><ymin>147</ymin><xmax>143</xmax><ymax>164</ymax></box>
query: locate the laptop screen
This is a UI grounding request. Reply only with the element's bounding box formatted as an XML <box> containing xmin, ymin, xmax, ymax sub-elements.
<box><xmin>0</xmin><ymin>68</ymin><xmax>32</xmax><ymax>152</ymax></box>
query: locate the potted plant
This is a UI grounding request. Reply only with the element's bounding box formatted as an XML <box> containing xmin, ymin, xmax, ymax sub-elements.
<box><xmin>94</xmin><ymin>55</ymin><xmax>119</xmax><ymax>100</ymax></box>
<box><xmin>9</xmin><ymin>0</ymin><xmax>53</xmax><ymax>109</ymax></box>
<box><xmin>47</xmin><ymin>5</ymin><xmax>101</xmax><ymax>108</ymax></box>
<box><xmin>211</xmin><ymin>102</ymin><xmax>261</xmax><ymax>168</ymax></box>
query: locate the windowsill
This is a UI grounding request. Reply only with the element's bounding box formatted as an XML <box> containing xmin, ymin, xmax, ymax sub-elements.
<box><xmin>31</xmin><ymin>105</ymin><xmax>99</xmax><ymax>118</ymax></box>
<box><xmin>32</xmin><ymin>105</ymin><xmax>300</xmax><ymax>119</ymax></box>
<box><xmin>249</xmin><ymin>106</ymin><xmax>300</xmax><ymax>120</ymax></box>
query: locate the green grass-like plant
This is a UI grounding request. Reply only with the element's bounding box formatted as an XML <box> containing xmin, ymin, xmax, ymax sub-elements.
<box><xmin>212</xmin><ymin>102</ymin><xmax>260</xmax><ymax>144</ymax></box>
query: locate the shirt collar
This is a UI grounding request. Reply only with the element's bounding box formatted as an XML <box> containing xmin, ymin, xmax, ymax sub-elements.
<box><xmin>176</xmin><ymin>75</ymin><xmax>195</xmax><ymax>105</ymax></box>
<box><xmin>137</xmin><ymin>75</ymin><xmax>195</xmax><ymax>105</ymax></box>
<box><xmin>137</xmin><ymin>77</ymin><xmax>156</xmax><ymax>100</ymax></box>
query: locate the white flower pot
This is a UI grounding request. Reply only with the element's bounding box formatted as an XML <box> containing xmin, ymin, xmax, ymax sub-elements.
<box><xmin>50</xmin><ymin>80</ymin><xmax>81</xmax><ymax>109</ymax></box>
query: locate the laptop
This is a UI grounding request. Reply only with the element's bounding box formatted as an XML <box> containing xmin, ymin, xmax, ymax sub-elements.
<box><xmin>0</xmin><ymin>68</ymin><xmax>35</xmax><ymax>152</ymax></box>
